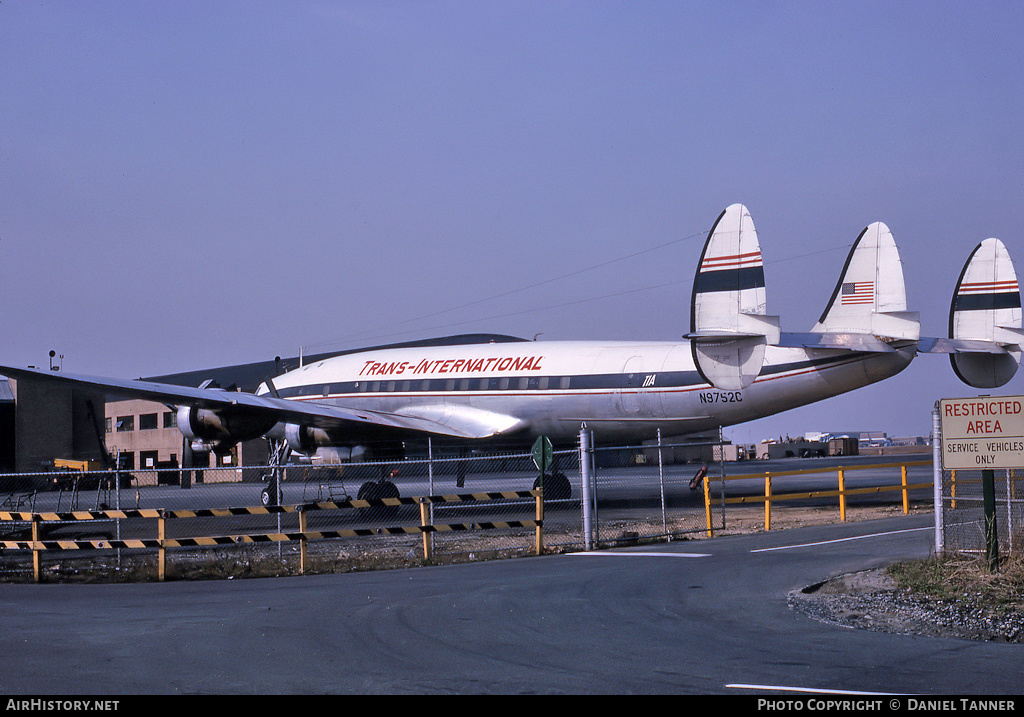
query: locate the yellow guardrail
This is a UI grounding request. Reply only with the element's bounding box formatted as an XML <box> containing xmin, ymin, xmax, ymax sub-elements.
<box><xmin>701</xmin><ymin>460</ymin><xmax>932</xmax><ymax>535</ymax></box>
<box><xmin>1</xmin><ymin>490</ymin><xmax>545</xmax><ymax>582</ymax></box>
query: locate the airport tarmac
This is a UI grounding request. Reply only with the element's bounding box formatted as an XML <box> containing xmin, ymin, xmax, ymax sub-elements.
<box><xmin>1</xmin><ymin>513</ymin><xmax>1020</xmax><ymax>695</ymax></box>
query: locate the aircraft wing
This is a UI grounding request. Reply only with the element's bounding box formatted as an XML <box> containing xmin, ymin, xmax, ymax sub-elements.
<box><xmin>0</xmin><ymin>364</ymin><xmax>526</xmax><ymax>441</ymax></box>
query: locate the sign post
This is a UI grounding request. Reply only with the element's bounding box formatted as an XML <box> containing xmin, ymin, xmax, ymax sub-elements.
<box><xmin>938</xmin><ymin>396</ymin><xmax>1024</xmax><ymax>572</ymax></box>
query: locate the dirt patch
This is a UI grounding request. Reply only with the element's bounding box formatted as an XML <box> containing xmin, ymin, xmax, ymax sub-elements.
<box><xmin>790</xmin><ymin>568</ymin><xmax>1024</xmax><ymax>643</ymax></box>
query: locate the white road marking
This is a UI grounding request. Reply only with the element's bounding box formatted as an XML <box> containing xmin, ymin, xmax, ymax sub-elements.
<box><xmin>727</xmin><ymin>683</ymin><xmax>906</xmax><ymax>696</ymax></box>
<box><xmin>749</xmin><ymin>526</ymin><xmax>931</xmax><ymax>553</ymax></box>
<box><xmin>568</xmin><ymin>551</ymin><xmax>711</xmax><ymax>558</ymax></box>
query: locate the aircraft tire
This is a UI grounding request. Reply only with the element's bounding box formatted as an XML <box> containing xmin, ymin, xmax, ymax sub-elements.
<box><xmin>357</xmin><ymin>481</ymin><xmax>379</xmax><ymax>501</ymax></box>
<box><xmin>357</xmin><ymin>480</ymin><xmax>399</xmax><ymax>520</ymax></box>
<box><xmin>534</xmin><ymin>473</ymin><xmax>571</xmax><ymax>501</ymax></box>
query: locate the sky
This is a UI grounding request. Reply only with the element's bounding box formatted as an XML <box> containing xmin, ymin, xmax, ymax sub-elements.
<box><xmin>2</xmin><ymin>1</ymin><xmax>1023</xmax><ymax>444</ymax></box>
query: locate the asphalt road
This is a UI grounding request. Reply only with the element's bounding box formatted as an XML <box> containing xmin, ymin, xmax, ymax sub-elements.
<box><xmin>1</xmin><ymin>512</ymin><xmax>1020</xmax><ymax>695</ymax></box>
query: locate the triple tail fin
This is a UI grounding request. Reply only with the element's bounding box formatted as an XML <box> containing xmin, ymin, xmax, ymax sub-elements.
<box><xmin>941</xmin><ymin>238</ymin><xmax>1022</xmax><ymax>388</ymax></box>
<box><xmin>812</xmin><ymin>222</ymin><xmax>920</xmax><ymax>341</ymax></box>
<box><xmin>688</xmin><ymin>204</ymin><xmax>779</xmax><ymax>390</ymax></box>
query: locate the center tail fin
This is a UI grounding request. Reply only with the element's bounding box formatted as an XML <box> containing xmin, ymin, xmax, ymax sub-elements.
<box><xmin>811</xmin><ymin>222</ymin><xmax>920</xmax><ymax>341</ymax></box>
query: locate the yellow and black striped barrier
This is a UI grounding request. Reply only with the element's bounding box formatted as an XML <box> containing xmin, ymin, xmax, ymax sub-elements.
<box><xmin>0</xmin><ymin>490</ymin><xmax>544</xmax><ymax>582</ymax></box>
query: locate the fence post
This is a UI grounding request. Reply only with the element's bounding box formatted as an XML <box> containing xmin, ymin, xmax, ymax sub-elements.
<box><xmin>579</xmin><ymin>426</ymin><xmax>593</xmax><ymax>551</ymax></box>
<box><xmin>764</xmin><ymin>472</ymin><xmax>772</xmax><ymax>531</ymax></box>
<box><xmin>703</xmin><ymin>466</ymin><xmax>713</xmax><ymax>537</ymax></box>
<box><xmin>657</xmin><ymin>429</ymin><xmax>667</xmax><ymax>535</ymax></box>
<box><xmin>427</xmin><ymin>438</ymin><xmax>435</xmax><ymax>559</ymax></box>
<box><xmin>933</xmin><ymin>404</ymin><xmax>944</xmax><ymax>555</ymax></box>
<box><xmin>419</xmin><ymin>498</ymin><xmax>432</xmax><ymax>562</ymax></box>
<box><xmin>31</xmin><ymin>515</ymin><xmax>41</xmax><ymax>583</ymax></box>
<box><xmin>901</xmin><ymin>465</ymin><xmax>909</xmax><ymax>514</ymax></box>
<box><xmin>298</xmin><ymin>507</ymin><xmax>308</xmax><ymax>574</ymax></box>
<box><xmin>535</xmin><ymin>488</ymin><xmax>544</xmax><ymax>556</ymax></box>
<box><xmin>1007</xmin><ymin>470</ymin><xmax>1014</xmax><ymax>558</ymax></box>
<box><xmin>982</xmin><ymin>469</ymin><xmax>1000</xmax><ymax>572</ymax></box>
<box><xmin>158</xmin><ymin>512</ymin><xmax>166</xmax><ymax>582</ymax></box>
<box><xmin>838</xmin><ymin>469</ymin><xmax>847</xmax><ymax>522</ymax></box>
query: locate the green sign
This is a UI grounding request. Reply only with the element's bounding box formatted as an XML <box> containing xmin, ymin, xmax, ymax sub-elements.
<box><xmin>532</xmin><ymin>436</ymin><xmax>553</xmax><ymax>472</ymax></box>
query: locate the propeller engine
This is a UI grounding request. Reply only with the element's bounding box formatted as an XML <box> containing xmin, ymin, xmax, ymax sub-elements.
<box><xmin>176</xmin><ymin>405</ymin><xmax>278</xmax><ymax>453</ymax></box>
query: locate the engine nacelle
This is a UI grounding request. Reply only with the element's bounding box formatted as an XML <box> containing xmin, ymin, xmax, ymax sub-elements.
<box><xmin>284</xmin><ymin>423</ymin><xmax>331</xmax><ymax>456</ymax></box>
<box><xmin>282</xmin><ymin>423</ymin><xmax>371</xmax><ymax>461</ymax></box>
<box><xmin>177</xmin><ymin>406</ymin><xmax>278</xmax><ymax>452</ymax></box>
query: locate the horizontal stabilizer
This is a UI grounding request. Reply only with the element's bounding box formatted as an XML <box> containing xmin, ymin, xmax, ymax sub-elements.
<box><xmin>777</xmin><ymin>332</ymin><xmax>896</xmax><ymax>353</ymax></box>
<box><xmin>813</xmin><ymin>222</ymin><xmax>920</xmax><ymax>341</ymax></box>
<box><xmin>690</xmin><ymin>204</ymin><xmax>779</xmax><ymax>389</ymax></box>
<box><xmin>946</xmin><ymin>238</ymin><xmax>1022</xmax><ymax>388</ymax></box>
<box><xmin>918</xmin><ymin>337</ymin><xmax>1012</xmax><ymax>355</ymax></box>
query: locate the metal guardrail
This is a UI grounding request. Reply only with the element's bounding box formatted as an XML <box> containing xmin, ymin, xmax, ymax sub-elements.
<box><xmin>0</xmin><ymin>490</ymin><xmax>545</xmax><ymax>582</ymax></box>
<box><xmin>700</xmin><ymin>460</ymin><xmax>932</xmax><ymax>534</ymax></box>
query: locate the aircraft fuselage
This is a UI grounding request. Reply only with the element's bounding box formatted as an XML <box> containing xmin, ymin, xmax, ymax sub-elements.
<box><xmin>261</xmin><ymin>339</ymin><xmax>916</xmax><ymax>445</ymax></box>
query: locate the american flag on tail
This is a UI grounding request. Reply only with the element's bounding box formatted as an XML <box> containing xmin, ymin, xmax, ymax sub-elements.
<box><xmin>841</xmin><ymin>281</ymin><xmax>874</xmax><ymax>305</ymax></box>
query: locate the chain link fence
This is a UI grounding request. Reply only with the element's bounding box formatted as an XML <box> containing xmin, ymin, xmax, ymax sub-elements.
<box><xmin>938</xmin><ymin>468</ymin><xmax>1024</xmax><ymax>557</ymax></box>
<box><xmin>4</xmin><ymin>433</ymin><xmax>950</xmax><ymax>579</ymax></box>
<box><xmin>586</xmin><ymin>437</ymin><xmax>723</xmax><ymax>546</ymax></box>
<box><xmin>0</xmin><ymin>433</ymin><xmax>729</xmax><ymax>579</ymax></box>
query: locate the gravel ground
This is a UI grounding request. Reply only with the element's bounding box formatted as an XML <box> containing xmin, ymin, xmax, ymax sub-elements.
<box><xmin>789</xmin><ymin>568</ymin><xmax>1024</xmax><ymax>643</ymax></box>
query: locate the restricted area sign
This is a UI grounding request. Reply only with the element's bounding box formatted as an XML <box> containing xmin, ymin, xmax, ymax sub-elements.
<box><xmin>939</xmin><ymin>395</ymin><xmax>1024</xmax><ymax>469</ymax></box>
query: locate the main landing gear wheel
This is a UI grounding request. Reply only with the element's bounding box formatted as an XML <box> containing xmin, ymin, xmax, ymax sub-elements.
<box><xmin>357</xmin><ymin>480</ymin><xmax>400</xmax><ymax>519</ymax></box>
<box><xmin>534</xmin><ymin>472</ymin><xmax>571</xmax><ymax>501</ymax></box>
<box><xmin>357</xmin><ymin>480</ymin><xmax>399</xmax><ymax>500</ymax></box>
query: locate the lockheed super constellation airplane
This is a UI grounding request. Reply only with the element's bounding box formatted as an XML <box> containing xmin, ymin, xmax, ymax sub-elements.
<box><xmin>2</xmin><ymin>204</ymin><xmax>1020</xmax><ymax>502</ymax></box>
